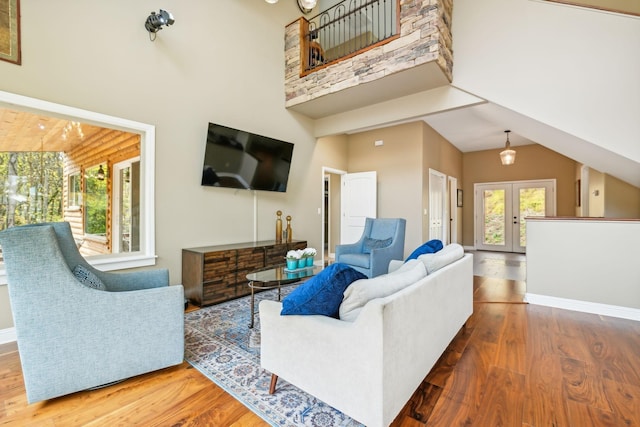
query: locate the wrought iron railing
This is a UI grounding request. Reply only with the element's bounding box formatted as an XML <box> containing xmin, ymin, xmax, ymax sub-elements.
<box><xmin>302</xmin><ymin>0</ymin><xmax>399</xmax><ymax>74</ymax></box>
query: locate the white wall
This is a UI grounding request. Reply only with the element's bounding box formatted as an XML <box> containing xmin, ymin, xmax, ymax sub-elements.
<box><xmin>452</xmin><ymin>0</ymin><xmax>640</xmax><ymax>164</ymax></box>
<box><xmin>0</xmin><ymin>0</ymin><xmax>323</xmax><ymax>330</ymax></box>
<box><xmin>526</xmin><ymin>218</ymin><xmax>640</xmax><ymax>320</ymax></box>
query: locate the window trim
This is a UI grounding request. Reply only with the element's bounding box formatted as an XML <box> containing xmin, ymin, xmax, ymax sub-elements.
<box><xmin>0</xmin><ymin>90</ymin><xmax>157</xmax><ymax>284</ymax></box>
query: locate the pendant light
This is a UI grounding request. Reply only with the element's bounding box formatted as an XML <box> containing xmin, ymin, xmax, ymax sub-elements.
<box><xmin>500</xmin><ymin>130</ymin><xmax>516</xmax><ymax>166</ymax></box>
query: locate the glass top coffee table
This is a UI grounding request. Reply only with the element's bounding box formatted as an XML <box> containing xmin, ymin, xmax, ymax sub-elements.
<box><xmin>247</xmin><ymin>264</ymin><xmax>322</xmax><ymax>328</ymax></box>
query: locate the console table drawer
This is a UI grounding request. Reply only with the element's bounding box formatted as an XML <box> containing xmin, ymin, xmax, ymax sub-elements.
<box><xmin>182</xmin><ymin>239</ymin><xmax>306</xmax><ymax>307</ymax></box>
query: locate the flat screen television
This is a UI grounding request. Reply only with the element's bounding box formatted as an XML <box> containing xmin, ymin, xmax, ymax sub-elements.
<box><xmin>201</xmin><ymin>122</ymin><xmax>294</xmax><ymax>192</ymax></box>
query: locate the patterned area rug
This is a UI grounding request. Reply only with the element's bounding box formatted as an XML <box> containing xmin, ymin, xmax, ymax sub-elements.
<box><xmin>184</xmin><ymin>285</ymin><xmax>363</xmax><ymax>427</ymax></box>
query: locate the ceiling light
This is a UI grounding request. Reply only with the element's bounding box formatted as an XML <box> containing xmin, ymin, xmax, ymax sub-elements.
<box><xmin>500</xmin><ymin>130</ymin><xmax>516</xmax><ymax>166</ymax></box>
<box><xmin>265</xmin><ymin>0</ymin><xmax>278</xmax><ymax>3</ymax></box>
<box><xmin>297</xmin><ymin>0</ymin><xmax>317</xmax><ymax>14</ymax></box>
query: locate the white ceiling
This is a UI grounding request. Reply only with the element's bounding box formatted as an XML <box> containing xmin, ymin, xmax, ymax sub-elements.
<box><xmin>420</xmin><ymin>103</ymin><xmax>535</xmax><ymax>153</ymax></box>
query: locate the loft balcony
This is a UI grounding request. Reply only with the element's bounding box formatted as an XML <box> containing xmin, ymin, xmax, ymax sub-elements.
<box><xmin>285</xmin><ymin>0</ymin><xmax>453</xmax><ymax>119</ymax></box>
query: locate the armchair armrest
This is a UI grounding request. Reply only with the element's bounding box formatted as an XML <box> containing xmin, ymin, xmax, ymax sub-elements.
<box><xmin>335</xmin><ymin>241</ymin><xmax>363</xmax><ymax>258</ymax></box>
<box><xmin>98</xmin><ymin>268</ymin><xmax>170</xmax><ymax>292</ymax></box>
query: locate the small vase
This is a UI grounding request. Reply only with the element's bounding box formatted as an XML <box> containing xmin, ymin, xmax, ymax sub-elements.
<box><xmin>286</xmin><ymin>259</ymin><xmax>298</xmax><ymax>270</ymax></box>
<box><xmin>297</xmin><ymin>258</ymin><xmax>306</xmax><ymax>269</ymax></box>
<box><xmin>306</xmin><ymin>256</ymin><xmax>314</xmax><ymax>267</ymax></box>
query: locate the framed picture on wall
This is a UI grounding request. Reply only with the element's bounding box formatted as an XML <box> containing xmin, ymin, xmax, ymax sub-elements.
<box><xmin>0</xmin><ymin>0</ymin><xmax>21</xmax><ymax>65</ymax></box>
<box><xmin>457</xmin><ymin>189</ymin><xmax>463</xmax><ymax>207</ymax></box>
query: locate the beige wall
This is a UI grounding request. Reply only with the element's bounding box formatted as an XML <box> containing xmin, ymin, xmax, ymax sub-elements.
<box><xmin>0</xmin><ymin>0</ymin><xmax>318</xmax><ymax>331</ymax></box>
<box><xmin>421</xmin><ymin>122</ymin><xmax>463</xmax><ymax>243</ymax></box>
<box><xmin>346</xmin><ymin>122</ymin><xmax>424</xmax><ymax>256</ymax></box>
<box><xmin>604</xmin><ymin>175</ymin><xmax>640</xmax><ymax>218</ymax></box>
<box><xmin>588</xmin><ymin>168</ymin><xmax>605</xmax><ymax>217</ymax></box>
<box><xmin>462</xmin><ymin>144</ymin><xmax>577</xmax><ymax>247</ymax></box>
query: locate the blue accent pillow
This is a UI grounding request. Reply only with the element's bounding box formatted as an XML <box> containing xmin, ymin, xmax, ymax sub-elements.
<box><xmin>72</xmin><ymin>265</ymin><xmax>106</xmax><ymax>290</ymax></box>
<box><xmin>281</xmin><ymin>263</ymin><xmax>367</xmax><ymax>318</ymax></box>
<box><xmin>405</xmin><ymin>239</ymin><xmax>443</xmax><ymax>261</ymax></box>
<box><xmin>362</xmin><ymin>237</ymin><xmax>392</xmax><ymax>254</ymax></box>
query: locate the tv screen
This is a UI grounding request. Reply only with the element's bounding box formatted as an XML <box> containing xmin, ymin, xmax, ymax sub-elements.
<box><xmin>201</xmin><ymin>122</ymin><xmax>294</xmax><ymax>192</ymax></box>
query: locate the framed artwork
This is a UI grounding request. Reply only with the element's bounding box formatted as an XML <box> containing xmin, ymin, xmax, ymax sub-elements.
<box><xmin>457</xmin><ymin>189</ymin><xmax>463</xmax><ymax>207</ymax></box>
<box><xmin>0</xmin><ymin>0</ymin><xmax>21</xmax><ymax>65</ymax></box>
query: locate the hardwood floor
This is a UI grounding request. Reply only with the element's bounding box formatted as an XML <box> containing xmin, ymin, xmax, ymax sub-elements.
<box><xmin>2</xmin><ymin>275</ymin><xmax>639</xmax><ymax>426</ymax></box>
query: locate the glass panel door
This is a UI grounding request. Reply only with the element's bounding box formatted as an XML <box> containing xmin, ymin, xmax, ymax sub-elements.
<box><xmin>476</xmin><ymin>180</ymin><xmax>555</xmax><ymax>253</ymax></box>
<box><xmin>476</xmin><ymin>184</ymin><xmax>513</xmax><ymax>251</ymax></box>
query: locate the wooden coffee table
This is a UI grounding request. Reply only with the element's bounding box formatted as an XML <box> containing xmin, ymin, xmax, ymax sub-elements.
<box><xmin>246</xmin><ymin>264</ymin><xmax>322</xmax><ymax>328</ymax></box>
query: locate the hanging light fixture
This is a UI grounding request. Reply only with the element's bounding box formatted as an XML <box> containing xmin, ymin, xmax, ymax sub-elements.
<box><xmin>97</xmin><ymin>165</ymin><xmax>106</xmax><ymax>181</ymax></box>
<box><xmin>500</xmin><ymin>130</ymin><xmax>516</xmax><ymax>166</ymax></box>
<box><xmin>297</xmin><ymin>0</ymin><xmax>317</xmax><ymax>14</ymax></box>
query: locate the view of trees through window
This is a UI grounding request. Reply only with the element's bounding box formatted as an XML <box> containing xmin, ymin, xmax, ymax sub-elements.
<box><xmin>483</xmin><ymin>187</ymin><xmax>546</xmax><ymax>246</ymax></box>
<box><xmin>84</xmin><ymin>165</ymin><xmax>107</xmax><ymax>236</ymax></box>
<box><xmin>0</xmin><ymin>152</ymin><xmax>64</xmax><ymax>229</ymax></box>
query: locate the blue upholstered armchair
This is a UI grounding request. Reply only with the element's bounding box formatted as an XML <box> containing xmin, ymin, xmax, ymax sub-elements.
<box><xmin>335</xmin><ymin>218</ymin><xmax>406</xmax><ymax>278</ymax></box>
<box><xmin>0</xmin><ymin>222</ymin><xmax>185</xmax><ymax>403</ymax></box>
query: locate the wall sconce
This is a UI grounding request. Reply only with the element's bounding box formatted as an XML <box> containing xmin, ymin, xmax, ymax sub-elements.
<box><xmin>145</xmin><ymin>9</ymin><xmax>175</xmax><ymax>41</ymax></box>
<box><xmin>97</xmin><ymin>165</ymin><xmax>106</xmax><ymax>181</ymax></box>
<box><xmin>499</xmin><ymin>130</ymin><xmax>516</xmax><ymax>166</ymax></box>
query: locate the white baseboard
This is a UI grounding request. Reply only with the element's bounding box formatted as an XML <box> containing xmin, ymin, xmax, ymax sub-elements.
<box><xmin>525</xmin><ymin>293</ymin><xmax>640</xmax><ymax>322</ymax></box>
<box><xmin>0</xmin><ymin>327</ymin><xmax>16</xmax><ymax>344</ymax></box>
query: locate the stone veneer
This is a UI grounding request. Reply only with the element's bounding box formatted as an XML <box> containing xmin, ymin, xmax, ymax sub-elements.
<box><xmin>285</xmin><ymin>0</ymin><xmax>453</xmax><ymax>109</ymax></box>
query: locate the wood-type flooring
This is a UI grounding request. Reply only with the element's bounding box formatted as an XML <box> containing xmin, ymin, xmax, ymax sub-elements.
<box><xmin>1</xmin><ymin>275</ymin><xmax>639</xmax><ymax>426</ymax></box>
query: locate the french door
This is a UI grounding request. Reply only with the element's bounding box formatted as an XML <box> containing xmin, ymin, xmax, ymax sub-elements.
<box><xmin>475</xmin><ymin>180</ymin><xmax>555</xmax><ymax>253</ymax></box>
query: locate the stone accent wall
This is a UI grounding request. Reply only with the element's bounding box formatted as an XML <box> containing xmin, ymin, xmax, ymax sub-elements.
<box><xmin>284</xmin><ymin>0</ymin><xmax>453</xmax><ymax>109</ymax></box>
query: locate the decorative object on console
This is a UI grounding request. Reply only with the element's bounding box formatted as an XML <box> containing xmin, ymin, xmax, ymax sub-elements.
<box><xmin>297</xmin><ymin>0</ymin><xmax>317</xmax><ymax>14</ymax></box>
<box><xmin>144</xmin><ymin>9</ymin><xmax>174</xmax><ymax>41</ymax></box>
<box><xmin>500</xmin><ymin>130</ymin><xmax>516</xmax><ymax>165</ymax></box>
<box><xmin>275</xmin><ymin>210</ymin><xmax>283</xmax><ymax>243</ymax></box>
<box><xmin>303</xmin><ymin>247</ymin><xmax>316</xmax><ymax>266</ymax></box>
<box><xmin>285</xmin><ymin>215</ymin><xmax>292</xmax><ymax>242</ymax></box>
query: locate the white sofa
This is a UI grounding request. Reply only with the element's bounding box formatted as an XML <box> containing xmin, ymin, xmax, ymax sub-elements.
<box><xmin>260</xmin><ymin>249</ymin><xmax>473</xmax><ymax>427</ymax></box>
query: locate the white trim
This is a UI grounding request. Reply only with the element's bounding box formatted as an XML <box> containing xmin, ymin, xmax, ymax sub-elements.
<box><xmin>0</xmin><ymin>327</ymin><xmax>16</xmax><ymax>344</ymax></box>
<box><xmin>0</xmin><ymin>90</ymin><xmax>157</xmax><ymax>284</ymax></box>
<box><xmin>525</xmin><ymin>293</ymin><xmax>640</xmax><ymax>322</ymax></box>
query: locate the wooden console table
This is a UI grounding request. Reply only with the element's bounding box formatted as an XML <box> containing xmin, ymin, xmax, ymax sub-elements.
<box><xmin>182</xmin><ymin>240</ymin><xmax>307</xmax><ymax>306</ymax></box>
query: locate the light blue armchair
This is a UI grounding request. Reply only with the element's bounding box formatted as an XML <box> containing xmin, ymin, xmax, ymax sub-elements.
<box><xmin>0</xmin><ymin>222</ymin><xmax>184</xmax><ymax>403</ymax></box>
<box><xmin>335</xmin><ymin>218</ymin><xmax>406</xmax><ymax>278</ymax></box>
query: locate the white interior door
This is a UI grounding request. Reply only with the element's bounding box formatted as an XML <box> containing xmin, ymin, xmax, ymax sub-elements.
<box><xmin>428</xmin><ymin>169</ymin><xmax>447</xmax><ymax>242</ymax></box>
<box><xmin>475</xmin><ymin>180</ymin><xmax>555</xmax><ymax>253</ymax></box>
<box><xmin>341</xmin><ymin>171</ymin><xmax>377</xmax><ymax>244</ymax></box>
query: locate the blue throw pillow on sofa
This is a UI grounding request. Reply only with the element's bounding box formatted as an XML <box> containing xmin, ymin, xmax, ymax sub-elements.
<box><xmin>405</xmin><ymin>239</ymin><xmax>443</xmax><ymax>261</ymax></box>
<box><xmin>281</xmin><ymin>263</ymin><xmax>367</xmax><ymax>318</ymax></box>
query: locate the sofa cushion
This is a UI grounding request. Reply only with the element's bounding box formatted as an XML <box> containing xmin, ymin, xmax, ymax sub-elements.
<box><xmin>362</xmin><ymin>237</ymin><xmax>392</xmax><ymax>254</ymax></box>
<box><xmin>338</xmin><ymin>253</ymin><xmax>370</xmax><ymax>269</ymax></box>
<box><xmin>405</xmin><ymin>239</ymin><xmax>443</xmax><ymax>261</ymax></box>
<box><xmin>339</xmin><ymin>261</ymin><xmax>427</xmax><ymax>322</ymax></box>
<box><xmin>281</xmin><ymin>263</ymin><xmax>367</xmax><ymax>318</ymax></box>
<box><xmin>72</xmin><ymin>265</ymin><xmax>106</xmax><ymax>290</ymax></box>
<box><xmin>418</xmin><ymin>244</ymin><xmax>464</xmax><ymax>274</ymax></box>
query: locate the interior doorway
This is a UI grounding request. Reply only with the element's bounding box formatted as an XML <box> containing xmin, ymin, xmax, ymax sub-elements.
<box><xmin>321</xmin><ymin>167</ymin><xmax>346</xmax><ymax>267</ymax></box>
<box><xmin>474</xmin><ymin>180</ymin><xmax>556</xmax><ymax>253</ymax></box>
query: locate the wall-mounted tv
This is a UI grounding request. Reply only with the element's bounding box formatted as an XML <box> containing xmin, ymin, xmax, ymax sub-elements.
<box><xmin>201</xmin><ymin>122</ymin><xmax>294</xmax><ymax>192</ymax></box>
